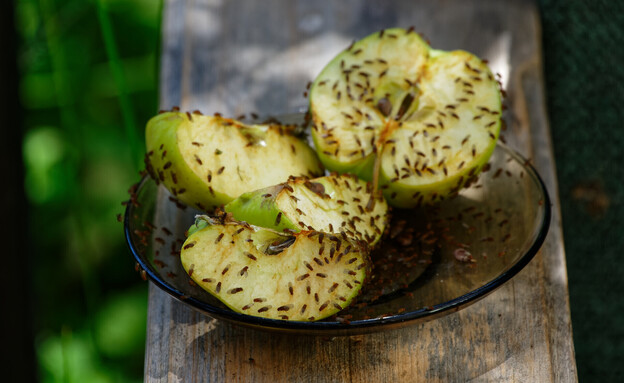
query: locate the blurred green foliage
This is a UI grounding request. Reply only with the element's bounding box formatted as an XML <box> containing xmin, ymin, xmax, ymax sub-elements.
<box><xmin>16</xmin><ymin>0</ymin><xmax>161</xmax><ymax>381</ymax></box>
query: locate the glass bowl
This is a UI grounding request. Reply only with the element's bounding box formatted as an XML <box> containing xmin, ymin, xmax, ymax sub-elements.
<box><xmin>124</xmin><ymin>142</ymin><xmax>550</xmax><ymax>336</ymax></box>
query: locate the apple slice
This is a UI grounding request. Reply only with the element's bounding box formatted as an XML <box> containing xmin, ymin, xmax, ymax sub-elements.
<box><xmin>145</xmin><ymin>111</ymin><xmax>323</xmax><ymax>211</ymax></box>
<box><xmin>224</xmin><ymin>174</ymin><xmax>390</xmax><ymax>246</ymax></box>
<box><xmin>181</xmin><ymin>216</ymin><xmax>370</xmax><ymax>321</ymax></box>
<box><xmin>309</xmin><ymin>28</ymin><xmax>502</xmax><ymax>207</ymax></box>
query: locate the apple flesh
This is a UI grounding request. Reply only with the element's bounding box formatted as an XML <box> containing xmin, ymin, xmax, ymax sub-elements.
<box><xmin>181</xmin><ymin>215</ymin><xmax>370</xmax><ymax>321</ymax></box>
<box><xmin>224</xmin><ymin>174</ymin><xmax>390</xmax><ymax>247</ymax></box>
<box><xmin>309</xmin><ymin>28</ymin><xmax>502</xmax><ymax>207</ymax></box>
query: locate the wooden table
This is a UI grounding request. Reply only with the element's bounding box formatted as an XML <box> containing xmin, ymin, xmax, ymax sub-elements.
<box><xmin>145</xmin><ymin>0</ymin><xmax>578</xmax><ymax>381</ymax></box>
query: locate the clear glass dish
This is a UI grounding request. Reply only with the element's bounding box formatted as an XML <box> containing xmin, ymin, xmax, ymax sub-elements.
<box><xmin>124</xmin><ymin>141</ymin><xmax>550</xmax><ymax>336</ymax></box>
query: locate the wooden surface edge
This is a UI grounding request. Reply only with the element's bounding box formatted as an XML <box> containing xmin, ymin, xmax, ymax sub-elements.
<box><xmin>524</xmin><ymin>9</ymin><xmax>578</xmax><ymax>382</ymax></box>
<box><xmin>143</xmin><ymin>0</ymin><xmax>182</xmax><ymax>379</ymax></box>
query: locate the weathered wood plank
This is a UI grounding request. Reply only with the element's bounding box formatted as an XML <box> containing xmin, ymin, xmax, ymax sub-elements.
<box><xmin>147</xmin><ymin>0</ymin><xmax>577</xmax><ymax>381</ymax></box>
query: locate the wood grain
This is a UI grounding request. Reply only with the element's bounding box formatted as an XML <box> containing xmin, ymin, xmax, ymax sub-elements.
<box><xmin>145</xmin><ymin>0</ymin><xmax>577</xmax><ymax>381</ymax></box>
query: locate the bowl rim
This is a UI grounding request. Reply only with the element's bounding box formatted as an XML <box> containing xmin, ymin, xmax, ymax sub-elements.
<box><xmin>124</xmin><ymin>142</ymin><xmax>551</xmax><ymax>333</ymax></box>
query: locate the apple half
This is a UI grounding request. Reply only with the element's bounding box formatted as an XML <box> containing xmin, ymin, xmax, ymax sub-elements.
<box><xmin>224</xmin><ymin>174</ymin><xmax>390</xmax><ymax>247</ymax></box>
<box><xmin>181</xmin><ymin>216</ymin><xmax>370</xmax><ymax>321</ymax></box>
<box><xmin>145</xmin><ymin>111</ymin><xmax>323</xmax><ymax>212</ymax></box>
<box><xmin>309</xmin><ymin>28</ymin><xmax>502</xmax><ymax>207</ymax></box>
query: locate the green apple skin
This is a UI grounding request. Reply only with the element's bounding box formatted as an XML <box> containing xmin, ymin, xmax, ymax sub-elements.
<box><xmin>309</xmin><ymin>28</ymin><xmax>502</xmax><ymax>208</ymax></box>
<box><xmin>145</xmin><ymin>112</ymin><xmax>223</xmax><ymax>211</ymax></box>
<box><xmin>145</xmin><ymin>111</ymin><xmax>324</xmax><ymax>212</ymax></box>
<box><xmin>310</xmin><ymin>141</ymin><xmax>377</xmax><ymax>183</ymax></box>
<box><xmin>222</xmin><ymin>184</ymin><xmax>300</xmax><ymax>234</ymax></box>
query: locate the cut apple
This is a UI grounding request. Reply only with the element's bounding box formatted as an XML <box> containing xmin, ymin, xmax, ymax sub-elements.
<box><xmin>145</xmin><ymin>111</ymin><xmax>323</xmax><ymax>211</ymax></box>
<box><xmin>181</xmin><ymin>216</ymin><xmax>370</xmax><ymax>321</ymax></box>
<box><xmin>309</xmin><ymin>28</ymin><xmax>502</xmax><ymax>207</ymax></box>
<box><xmin>224</xmin><ymin>174</ymin><xmax>390</xmax><ymax>246</ymax></box>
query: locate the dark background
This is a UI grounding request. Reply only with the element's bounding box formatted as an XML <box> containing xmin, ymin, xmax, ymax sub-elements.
<box><xmin>2</xmin><ymin>0</ymin><xmax>622</xmax><ymax>381</ymax></box>
<box><xmin>540</xmin><ymin>1</ymin><xmax>624</xmax><ymax>380</ymax></box>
